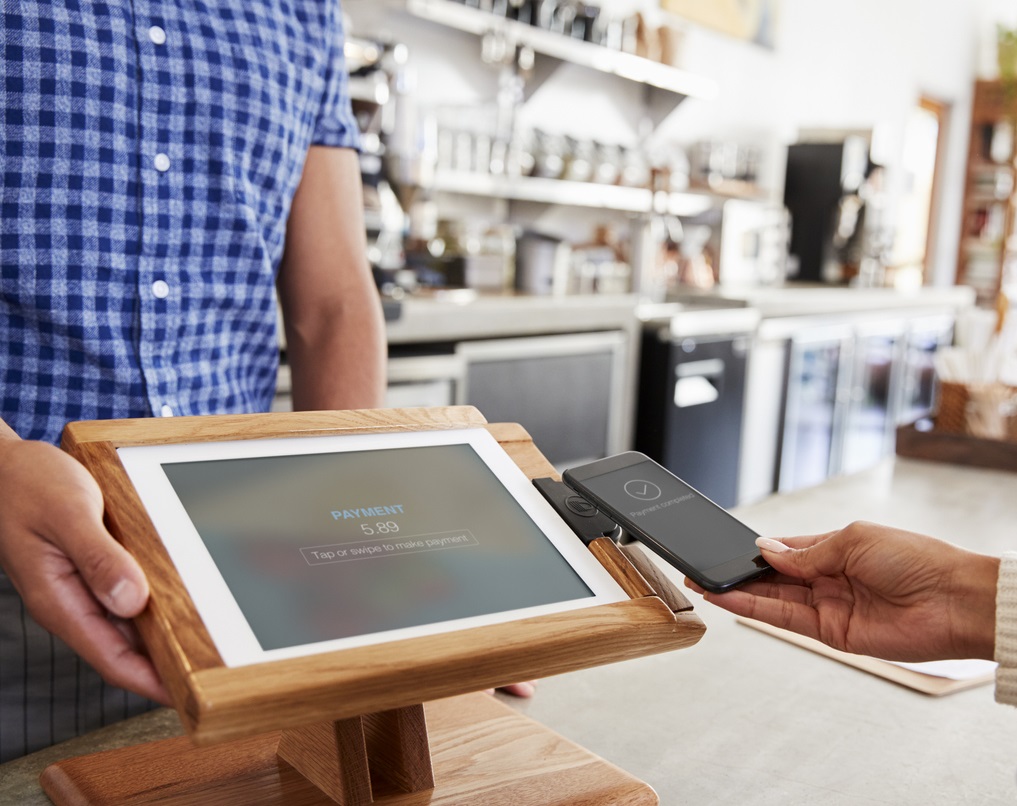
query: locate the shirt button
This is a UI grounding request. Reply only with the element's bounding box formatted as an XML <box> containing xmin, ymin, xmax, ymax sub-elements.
<box><xmin>160</xmin><ymin>404</ymin><xmax>175</xmax><ymax>418</ymax></box>
<box><xmin>154</xmin><ymin>153</ymin><xmax>171</xmax><ymax>172</ymax></box>
<box><xmin>148</xmin><ymin>26</ymin><xmax>167</xmax><ymax>45</ymax></box>
<box><xmin>152</xmin><ymin>280</ymin><xmax>170</xmax><ymax>299</ymax></box>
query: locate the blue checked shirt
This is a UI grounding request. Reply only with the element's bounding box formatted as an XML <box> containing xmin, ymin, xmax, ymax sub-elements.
<box><xmin>0</xmin><ymin>0</ymin><xmax>360</xmax><ymax>763</ymax></box>
<box><xmin>1</xmin><ymin>0</ymin><xmax>360</xmax><ymax>444</ymax></box>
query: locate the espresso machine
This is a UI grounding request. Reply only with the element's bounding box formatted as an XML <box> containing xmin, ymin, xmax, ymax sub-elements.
<box><xmin>783</xmin><ymin>135</ymin><xmax>872</xmax><ymax>284</ymax></box>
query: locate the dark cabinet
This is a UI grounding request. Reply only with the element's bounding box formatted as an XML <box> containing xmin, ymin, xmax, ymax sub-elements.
<box><xmin>635</xmin><ymin>311</ymin><xmax>757</xmax><ymax>508</ymax></box>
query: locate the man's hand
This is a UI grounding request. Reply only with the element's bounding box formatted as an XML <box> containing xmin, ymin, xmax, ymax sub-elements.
<box><xmin>0</xmin><ymin>436</ymin><xmax>170</xmax><ymax>703</ymax></box>
<box><xmin>485</xmin><ymin>681</ymin><xmax>537</xmax><ymax>698</ymax></box>
<box><xmin>687</xmin><ymin>521</ymin><xmax>999</xmax><ymax>662</ymax></box>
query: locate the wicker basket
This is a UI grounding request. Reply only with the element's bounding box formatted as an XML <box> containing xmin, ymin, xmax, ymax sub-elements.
<box><xmin>934</xmin><ymin>380</ymin><xmax>1017</xmax><ymax>441</ymax></box>
<box><xmin>933</xmin><ymin>381</ymin><xmax>970</xmax><ymax>435</ymax></box>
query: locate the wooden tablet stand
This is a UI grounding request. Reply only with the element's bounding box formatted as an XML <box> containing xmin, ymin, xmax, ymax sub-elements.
<box><xmin>42</xmin><ymin>407</ymin><xmax>705</xmax><ymax>805</ymax></box>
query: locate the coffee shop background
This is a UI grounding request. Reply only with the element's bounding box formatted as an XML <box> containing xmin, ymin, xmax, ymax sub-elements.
<box><xmin>273</xmin><ymin>0</ymin><xmax>1017</xmax><ymax>508</ymax></box>
<box><xmin>346</xmin><ymin>0</ymin><xmax>1014</xmax><ymax>289</ymax></box>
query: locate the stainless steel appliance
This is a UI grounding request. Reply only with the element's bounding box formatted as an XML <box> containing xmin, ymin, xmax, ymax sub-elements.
<box><xmin>383</xmin><ymin>329</ymin><xmax>632</xmax><ymax>469</ymax></box>
<box><xmin>457</xmin><ymin>331</ymin><xmax>629</xmax><ymax>467</ymax></box>
<box><xmin>783</xmin><ymin>136</ymin><xmax>871</xmax><ymax>284</ymax></box>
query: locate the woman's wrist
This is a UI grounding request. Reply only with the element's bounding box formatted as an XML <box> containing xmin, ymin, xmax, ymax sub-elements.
<box><xmin>995</xmin><ymin>554</ymin><xmax>1017</xmax><ymax>666</ymax></box>
<box><xmin>951</xmin><ymin>551</ymin><xmax>1000</xmax><ymax>660</ymax></box>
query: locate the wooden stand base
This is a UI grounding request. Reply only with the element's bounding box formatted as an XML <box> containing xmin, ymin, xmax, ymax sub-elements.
<box><xmin>40</xmin><ymin>693</ymin><xmax>658</xmax><ymax>805</ymax></box>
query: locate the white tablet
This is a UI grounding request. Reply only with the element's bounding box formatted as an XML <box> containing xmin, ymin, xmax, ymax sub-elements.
<box><xmin>117</xmin><ymin>427</ymin><xmax>625</xmax><ymax>667</ymax></box>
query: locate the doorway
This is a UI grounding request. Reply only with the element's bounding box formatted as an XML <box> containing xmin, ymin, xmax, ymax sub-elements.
<box><xmin>892</xmin><ymin>95</ymin><xmax>949</xmax><ymax>288</ymax></box>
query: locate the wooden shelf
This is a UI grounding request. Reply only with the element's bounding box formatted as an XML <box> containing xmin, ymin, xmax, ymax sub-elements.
<box><xmin>964</xmin><ymin>196</ymin><xmax>1014</xmax><ymax>206</ymax></box>
<box><xmin>687</xmin><ymin>178</ymin><xmax>769</xmax><ymax>201</ymax></box>
<box><xmin>954</xmin><ymin>80</ymin><xmax>1017</xmax><ymax>304</ymax></box>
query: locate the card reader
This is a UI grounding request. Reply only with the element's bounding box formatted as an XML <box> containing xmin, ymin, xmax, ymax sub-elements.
<box><xmin>532</xmin><ymin>477</ymin><xmax>620</xmax><ymax>546</ymax></box>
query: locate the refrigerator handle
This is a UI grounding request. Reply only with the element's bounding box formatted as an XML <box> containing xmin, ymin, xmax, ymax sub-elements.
<box><xmin>674</xmin><ymin>358</ymin><xmax>725</xmax><ymax>408</ymax></box>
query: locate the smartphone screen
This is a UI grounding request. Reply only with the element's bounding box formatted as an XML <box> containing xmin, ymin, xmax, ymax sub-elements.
<box><xmin>564</xmin><ymin>452</ymin><xmax>769</xmax><ymax>592</ymax></box>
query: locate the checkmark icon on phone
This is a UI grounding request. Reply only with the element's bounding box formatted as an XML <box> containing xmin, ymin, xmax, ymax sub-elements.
<box><xmin>624</xmin><ymin>479</ymin><xmax>661</xmax><ymax>501</ymax></box>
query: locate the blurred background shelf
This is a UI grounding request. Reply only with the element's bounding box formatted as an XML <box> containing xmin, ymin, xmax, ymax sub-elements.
<box><xmin>427</xmin><ymin>171</ymin><xmax>715</xmax><ymax>216</ymax></box>
<box><xmin>400</xmin><ymin>0</ymin><xmax>717</xmax><ymax>126</ymax></box>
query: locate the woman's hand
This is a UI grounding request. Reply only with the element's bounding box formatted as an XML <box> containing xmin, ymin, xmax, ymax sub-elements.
<box><xmin>687</xmin><ymin>521</ymin><xmax>999</xmax><ymax>662</ymax></box>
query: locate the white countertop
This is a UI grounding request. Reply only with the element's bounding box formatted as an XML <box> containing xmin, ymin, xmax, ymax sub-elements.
<box><xmin>672</xmin><ymin>284</ymin><xmax>976</xmax><ymax>319</ymax></box>
<box><xmin>385</xmin><ymin>291</ymin><xmax>642</xmax><ymax>344</ymax></box>
<box><xmin>380</xmin><ymin>286</ymin><xmax>975</xmax><ymax>346</ymax></box>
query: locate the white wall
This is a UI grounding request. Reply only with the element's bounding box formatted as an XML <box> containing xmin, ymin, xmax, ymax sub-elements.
<box><xmin>346</xmin><ymin>0</ymin><xmax>1017</xmax><ymax>287</ymax></box>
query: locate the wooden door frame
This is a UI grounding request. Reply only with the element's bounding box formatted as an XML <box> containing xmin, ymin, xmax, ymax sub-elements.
<box><xmin>918</xmin><ymin>94</ymin><xmax>950</xmax><ymax>284</ymax></box>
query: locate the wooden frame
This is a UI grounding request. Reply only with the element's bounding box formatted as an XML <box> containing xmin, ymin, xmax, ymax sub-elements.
<box><xmin>62</xmin><ymin>406</ymin><xmax>704</xmax><ymax>744</ymax></box>
<box><xmin>53</xmin><ymin>406</ymin><xmax>705</xmax><ymax>804</ymax></box>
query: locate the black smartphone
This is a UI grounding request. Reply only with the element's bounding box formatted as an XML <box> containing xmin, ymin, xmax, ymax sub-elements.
<box><xmin>563</xmin><ymin>452</ymin><xmax>770</xmax><ymax>593</ymax></box>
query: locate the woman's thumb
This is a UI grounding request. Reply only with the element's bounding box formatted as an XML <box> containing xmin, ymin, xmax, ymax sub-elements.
<box><xmin>754</xmin><ymin>536</ymin><xmax>819</xmax><ymax>580</ymax></box>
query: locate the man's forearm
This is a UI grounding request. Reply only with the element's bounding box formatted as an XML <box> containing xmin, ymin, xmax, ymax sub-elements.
<box><xmin>285</xmin><ymin>290</ymin><xmax>386</xmax><ymax>411</ymax></box>
<box><xmin>277</xmin><ymin>146</ymin><xmax>387</xmax><ymax>412</ymax></box>
<box><xmin>0</xmin><ymin>418</ymin><xmax>18</xmax><ymax>441</ymax></box>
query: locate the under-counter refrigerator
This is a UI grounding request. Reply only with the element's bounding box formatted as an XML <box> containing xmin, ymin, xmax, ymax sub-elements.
<box><xmin>635</xmin><ymin>309</ymin><xmax>759</xmax><ymax>508</ymax></box>
<box><xmin>777</xmin><ymin>324</ymin><xmax>850</xmax><ymax>493</ymax></box>
<box><xmin>776</xmin><ymin>313</ymin><xmax>953</xmax><ymax>494</ymax></box>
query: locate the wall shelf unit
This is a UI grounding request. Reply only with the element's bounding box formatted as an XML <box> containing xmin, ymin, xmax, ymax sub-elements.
<box><xmin>400</xmin><ymin>0</ymin><xmax>718</xmax><ymax>127</ymax></box>
<box><xmin>427</xmin><ymin>170</ymin><xmax>715</xmax><ymax>216</ymax></box>
<box><xmin>955</xmin><ymin>80</ymin><xmax>1017</xmax><ymax>305</ymax></box>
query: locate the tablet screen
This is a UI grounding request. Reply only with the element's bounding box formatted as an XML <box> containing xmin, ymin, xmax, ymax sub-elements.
<box><xmin>118</xmin><ymin>428</ymin><xmax>624</xmax><ymax>666</ymax></box>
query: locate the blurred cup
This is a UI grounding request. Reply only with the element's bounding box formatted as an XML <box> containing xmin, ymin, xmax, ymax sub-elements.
<box><xmin>515</xmin><ymin>231</ymin><xmax>571</xmax><ymax>296</ymax></box>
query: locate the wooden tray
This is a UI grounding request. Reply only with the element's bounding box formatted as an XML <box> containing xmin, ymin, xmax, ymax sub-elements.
<box><xmin>896</xmin><ymin>421</ymin><xmax>1017</xmax><ymax>473</ymax></box>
